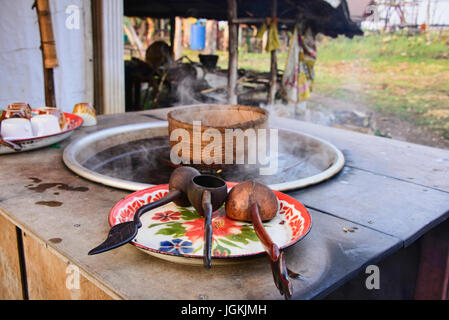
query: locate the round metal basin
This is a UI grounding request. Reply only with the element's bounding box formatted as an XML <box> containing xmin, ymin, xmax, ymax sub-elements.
<box><xmin>63</xmin><ymin>121</ymin><xmax>344</xmax><ymax>192</ymax></box>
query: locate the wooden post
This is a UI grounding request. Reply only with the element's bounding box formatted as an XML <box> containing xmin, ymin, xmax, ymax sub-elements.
<box><xmin>35</xmin><ymin>0</ymin><xmax>58</xmax><ymax>108</ymax></box>
<box><xmin>146</xmin><ymin>18</ymin><xmax>154</xmax><ymax>47</ymax></box>
<box><xmin>268</xmin><ymin>0</ymin><xmax>278</xmax><ymax>105</ymax></box>
<box><xmin>227</xmin><ymin>0</ymin><xmax>238</xmax><ymax>105</ymax></box>
<box><xmin>223</xmin><ymin>23</ymin><xmax>229</xmax><ymax>51</ymax></box>
<box><xmin>160</xmin><ymin>19</ymin><xmax>165</xmax><ymax>39</ymax></box>
<box><xmin>170</xmin><ymin>17</ymin><xmax>176</xmax><ymax>54</ymax></box>
<box><xmin>173</xmin><ymin>17</ymin><xmax>183</xmax><ymax>60</ymax></box>
<box><xmin>205</xmin><ymin>20</ymin><xmax>217</xmax><ymax>55</ymax></box>
<box><xmin>182</xmin><ymin>19</ymin><xmax>190</xmax><ymax>47</ymax></box>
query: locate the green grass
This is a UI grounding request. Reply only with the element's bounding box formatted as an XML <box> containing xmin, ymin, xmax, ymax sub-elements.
<box><xmin>316</xmin><ymin>30</ymin><xmax>449</xmax><ymax>62</ymax></box>
<box><xmin>179</xmin><ymin>31</ymin><xmax>449</xmax><ymax>139</ymax></box>
<box><xmin>182</xmin><ymin>48</ymin><xmax>288</xmax><ymax>73</ymax></box>
<box><xmin>313</xmin><ymin>31</ymin><xmax>449</xmax><ymax>138</ymax></box>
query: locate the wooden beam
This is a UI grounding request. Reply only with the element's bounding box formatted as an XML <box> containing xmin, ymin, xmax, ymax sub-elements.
<box><xmin>227</xmin><ymin>0</ymin><xmax>238</xmax><ymax>105</ymax></box>
<box><xmin>35</xmin><ymin>0</ymin><xmax>58</xmax><ymax>108</ymax></box>
<box><xmin>170</xmin><ymin>16</ymin><xmax>176</xmax><ymax>54</ymax></box>
<box><xmin>232</xmin><ymin>17</ymin><xmax>296</xmax><ymax>24</ymax></box>
<box><xmin>42</xmin><ymin>69</ymin><xmax>56</xmax><ymax>108</ymax></box>
<box><xmin>268</xmin><ymin>0</ymin><xmax>278</xmax><ymax>105</ymax></box>
<box><xmin>35</xmin><ymin>0</ymin><xmax>58</xmax><ymax>69</ymax></box>
<box><xmin>173</xmin><ymin>17</ymin><xmax>182</xmax><ymax>60</ymax></box>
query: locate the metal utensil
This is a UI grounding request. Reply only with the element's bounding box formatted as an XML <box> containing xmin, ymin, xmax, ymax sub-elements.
<box><xmin>187</xmin><ymin>175</ymin><xmax>228</xmax><ymax>269</ymax></box>
<box><xmin>0</xmin><ymin>136</ymin><xmax>22</xmax><ymax>151</ymax></box>
<box><xmin>88</xmin><ymin>166</ymin><xmax>200</xmax><ymax>255</ymax></box>
<box><xmin>225</xmin><ymin>180</ymin><xmax>304</xmax><ymax>299</ymax></box>
<box><xmin>89</xmin><ymin>167</ymin><xmax>228</xmax><ymax>270</ymax></box>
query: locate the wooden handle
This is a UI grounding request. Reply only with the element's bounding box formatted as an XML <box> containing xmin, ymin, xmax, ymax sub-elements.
<box><xmin>133</xmin><ymin>190</ymin><xmax>181</xmax><ymax>228</ymax></box>
<box><xmin>250</xmin><ymin>203</ymin><xmax>280</xmax><ymax>262</ymax></box>
<box><xmin>251</xmin><ymin>202</ymin><xmax>295</xmax><ymax>299</ymax></box>
<box><xmin>202</xmin><ymin>190</ymin><xmax>213</xmax><ymax>269</ymax></box>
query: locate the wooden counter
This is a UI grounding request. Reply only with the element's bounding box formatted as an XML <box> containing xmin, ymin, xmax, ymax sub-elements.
<box><xmin>0</xmin><ymin>108</ymin><xmax>448</xmax><ymax>300</ymax></box>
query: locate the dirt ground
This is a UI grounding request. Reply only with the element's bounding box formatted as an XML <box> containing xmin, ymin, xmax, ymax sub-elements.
<box><xmin>173</xmin><ymin>31</ymin><xmax>449</xmax><ymax>150</ymax></box>
<box><xmin>285</xmin><ymin>93</ymin><xmax>449</xmax><ymax>150</ymax></box>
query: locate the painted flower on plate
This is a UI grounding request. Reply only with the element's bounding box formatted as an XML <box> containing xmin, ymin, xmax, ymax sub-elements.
<box><xmin>159</xmin><ymin>239</ymin><xmax>193</xmax><ymax>254</ymax></box>
<box><xmin>151</xmin><ymin>190</ymin><xmax>168</xmax><ymax>202</ymax></box>
<box><xmin>183</xmin><ymin>211</ymin><xmax>242</xmax><ymax>243</ymax></box>
<box><xmin>213</xmin><ymin>245</ymin><xmax>231</xmax><ymax>257</ymax></box>
<box><xmin>152</xmin><ymin>210</ymin><xmax>182</xmax><ymax>222</ymax></box>
<box><xmin>279</xmin><ymin>200</ymin><xmax>294</xmax><ymax>219</ymax></box>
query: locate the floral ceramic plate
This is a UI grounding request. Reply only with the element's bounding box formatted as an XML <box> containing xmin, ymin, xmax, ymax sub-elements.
<box><xmin>109</xmin><ymin>183</ymin><xmax>312</xmax><ymax>265</ymax></box>
<box><xmin>0</xmin><ymin>112</ymin><xmax>83</xmax><ymax>154</ymax></box>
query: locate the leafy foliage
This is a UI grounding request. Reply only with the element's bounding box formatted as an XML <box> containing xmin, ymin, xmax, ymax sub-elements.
<box><xmin>154</xmin><ymin>222</ymin><xmax>186</xmax><ymax>238</ymax></box>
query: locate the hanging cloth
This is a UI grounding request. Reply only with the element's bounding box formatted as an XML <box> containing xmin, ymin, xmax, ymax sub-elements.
<box><xmin>281</xmin><ymin>26</ymin><xmax>316</xmax><ymax>103</ymax></box>
<box><xmin>255</xmin><ymin>22</ymin><xmax>267</xmax><ymax>38</ymax></box>
<box><xmin>255</xmin><ymin>18</ymin><xmax>281</xmax><ymax>52</ymax></box>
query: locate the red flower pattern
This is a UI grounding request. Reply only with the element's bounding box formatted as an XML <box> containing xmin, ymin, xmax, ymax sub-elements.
<box><xmin>152</xmin><ymin>191</ymin><xmax>168</xmax><ymax>201</ymax></box>
<box><xmin>289</xmin><ymin>217</ymin><xmax>302</xmax><ymax>237</ymax></box>
<box><xmin>183</xmin><ymin>211</ymin><xmax>242</xmax><ymax>243</ymax></box>
<box><xmin>279</xmin><ymin>201</ymin><xmax>304</xmax><ymax>237</ymax></box>
<box><xmin>152</xmin><ymin>210</ymin><xmax>182</xmax><ymax>222</ymax></box>
<box><xmin>279</xmin><ymin>201</ymin><xmax>294</xmax><ymax>220</ymax></box>
<box><xmin>213</xmin><ymin>249</ymin><xmax>229</xmax><ymax>257</ymax></box>
<box><xmin>117</xmin><ymin>191</ymin><xmax>169</xmax><ymax>224</ymax></box>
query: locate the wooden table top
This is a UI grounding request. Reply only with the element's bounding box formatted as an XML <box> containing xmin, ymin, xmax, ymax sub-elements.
<box><xmin>0</xmin><ymin>108</ymin><xmax>448</xmax><ymax>300</ymax></box>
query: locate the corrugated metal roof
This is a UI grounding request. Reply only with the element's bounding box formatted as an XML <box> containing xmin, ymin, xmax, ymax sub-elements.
<box><xmin>124</xmin><ymin>0</ymin><xmax>364</xmax><ymax>37</ymax></box>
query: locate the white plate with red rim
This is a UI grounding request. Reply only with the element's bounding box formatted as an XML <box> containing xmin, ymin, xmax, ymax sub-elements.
<box><xmin>108</xmin><ymin>182</ymin><xmax>312</xmax><ymax>265</ymax></box>
<box><xmin>0</xmin><ymin>112</ymin><xmax>83</xmax><ymax>154</ymax></box>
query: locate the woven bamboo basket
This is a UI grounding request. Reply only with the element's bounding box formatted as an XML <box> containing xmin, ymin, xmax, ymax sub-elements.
<box><xmin>167</xmin><ymin>104</ymin><xmax>269</xmax><ymax>167</ymax></box>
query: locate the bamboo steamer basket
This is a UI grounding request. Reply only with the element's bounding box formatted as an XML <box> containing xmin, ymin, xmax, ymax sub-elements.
<box><xmin>167</xmin><ymin>105</ymin><xmax>269</xmax><ymax>167</ymax></box>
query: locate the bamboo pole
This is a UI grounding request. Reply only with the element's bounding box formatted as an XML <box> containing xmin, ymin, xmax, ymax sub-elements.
<box><xmin>227</xmin><ymin>0</ymin><xmax>238</xmax><ymax>105</ymax></box>
<box><xmin>268</xmin><ymin>0</ymin><xmax>278</xmax><ymax>105</ymax></box>
<box><xmin>35</xmin><ymin>0</ymin><xmax>58</xmax><ymax>107</ymax></box>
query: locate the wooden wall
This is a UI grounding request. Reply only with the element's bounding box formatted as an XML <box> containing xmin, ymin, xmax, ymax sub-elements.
<box><xmin>0</xmin><ymin>214</ymin><xmax>23</xmax><ymax>299</ymax></box>
<box><xmin>0</xmin><ymin>212</ymin><xmax>115</xmax><ymax>300</ymax></box>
